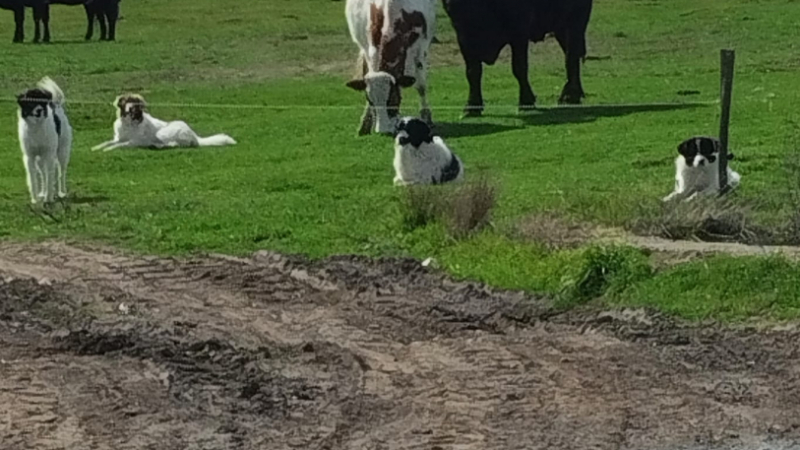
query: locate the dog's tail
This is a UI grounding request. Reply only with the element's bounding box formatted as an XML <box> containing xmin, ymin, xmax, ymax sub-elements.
<box><xmin>37</xmin><ymin>77</ymin><xmax>65</xmax><ymax>106</ymax></box>
<box><xmin>197</xmin><ymin>134</ymin><xmax>237</xmax><ymax>147</ymax></box>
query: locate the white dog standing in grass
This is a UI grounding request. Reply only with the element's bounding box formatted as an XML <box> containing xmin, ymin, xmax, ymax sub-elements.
<box><xmin>16</xmin><ymin>77</ymin><xmax>72</xmax><ymax>204</ymax></box>
<box><xmin>91</xmin><ymin>94</ymin><xmax>236</xmax><ymax>151</ymax></box>
<box><xmin>393</xmin><ymin>117</ymin><xmax>464</xmax><ymax>186</ymax></box>
<box><xmin>663</xmin><ymin>136</ymin><xmax>741</xmax><ymax>202</ymax></box>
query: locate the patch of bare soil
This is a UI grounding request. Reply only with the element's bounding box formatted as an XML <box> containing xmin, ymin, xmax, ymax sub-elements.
<box><xmin>516</xmin><ymin>211</ymin><xmax>800</xmax><ymax>265</ymax></box>
<box><xmin>1</xmin><ymin>242</ymin><xmax>799</xmax><ymax>450</ymax></box>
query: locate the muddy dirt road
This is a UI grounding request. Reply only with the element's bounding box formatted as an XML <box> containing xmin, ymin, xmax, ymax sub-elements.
<box><xmin>1</xmin><ymin>242</ymin><xmax>799</xmax><ymax>450</ymax></box>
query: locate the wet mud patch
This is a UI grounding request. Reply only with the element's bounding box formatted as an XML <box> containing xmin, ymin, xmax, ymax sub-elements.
<box><xmin>1</xmin><ymin>242</ymin><xmax>799</xmax><ymax>449</ymax></box>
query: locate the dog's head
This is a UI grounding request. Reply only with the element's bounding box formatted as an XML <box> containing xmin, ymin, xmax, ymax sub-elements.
<box><xmin>114</xmin><ymin>94</ymin><xmax>147</xmax><ymax>123</ymax></box>
<box><xmin>16</xmin><ymin>88</ymin><xmax>53</xmax><ymax>122</ymax></box>
<box><xmin>677</xmin><ymin>136</ymin><xmax>735</xmax><ymax>168</ymax></box>
<box><xmin>347</xmin><ymin>71</ymin><xmax>415</xmax><ymax>135</ymax></box>
<box><xmin>394</xmin><ymin>116</ymin><xmax>433</xmax><ymax>148</ymax></box>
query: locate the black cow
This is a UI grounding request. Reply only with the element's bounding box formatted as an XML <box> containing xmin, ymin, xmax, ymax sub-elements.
<box><xmin>0</xmin><ymin>0</ymin><xmax>28</xmax><ymax>43</ymax></box>
<box><xmin>33</xmin><ymin>0</ymin><xmax>122</xmax><ymax>43</ymax></box>
<box><xmin>1</xmin><ymin>0</ymin><xmax>120</xmax><ymax>43</ymax></box>
<box><xmin>442</xmin><ymin>0</ymin><xmax>594</xmax><ymax>116</ymax></box>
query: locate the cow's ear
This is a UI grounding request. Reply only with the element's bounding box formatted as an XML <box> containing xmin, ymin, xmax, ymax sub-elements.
<box><xmin>346</xmin><ymin>79</ymin><xmax>367</xmax><ymax>91</ymax></box>
<box><xmin>397</xmin><ymin>76</ymin><xmax>416</xmax><ymax>88</ymax></box>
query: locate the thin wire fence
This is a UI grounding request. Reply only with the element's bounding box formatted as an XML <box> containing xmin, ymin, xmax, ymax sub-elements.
<box><xmin>0</xmin><ymin>97</ymin><xmax>720</xmax><ymax>111</ymax></box>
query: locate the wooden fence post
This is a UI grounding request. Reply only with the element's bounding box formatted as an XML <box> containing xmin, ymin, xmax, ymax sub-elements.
<box><xmin>719</xmin><ymin>49</ymin><xmax>735</xmax><ymax>194</ymax></box>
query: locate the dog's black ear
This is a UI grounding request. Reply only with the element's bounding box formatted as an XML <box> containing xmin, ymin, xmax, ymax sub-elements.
<box><xmin>346</xmin><ymin>79</ymin><xmax>367</xmax><ymax>91</ymax></box>
<box><xmin>677</xmin><ymin>140</ymin><xmax>691</xmax><ymax>156</ymax></box>
<box><xmin>397</xmin><ymin>76</ymin><xmax>416</xmax><ymax>88</ymax></box>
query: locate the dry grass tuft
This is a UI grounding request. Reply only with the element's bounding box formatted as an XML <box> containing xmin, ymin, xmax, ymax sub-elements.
<box><xmin>516</xmin><ymin>212</ymin><xmax>595</xmax><ymax>249</ymax></box>
<box><xmin>399</xmin><ymin>174</ymin><xmax>497</xmax><ymax>239</ymax></box>
<box><xmin>629</xmin><ymin>195</ymin><xmax>771</xmax><ymax>244</ymax></box>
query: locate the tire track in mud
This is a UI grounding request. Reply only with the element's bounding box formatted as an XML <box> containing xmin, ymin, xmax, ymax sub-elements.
<box><xmin>0</xmin><ymin>242</ymin><xmax>799</xmax><ymax>450</ymax></box>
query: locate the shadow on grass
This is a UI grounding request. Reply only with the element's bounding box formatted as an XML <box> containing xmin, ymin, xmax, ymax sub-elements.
<box><xmin>19</xmin><ymin>39</ymin><xmax>100</xmax><ymax>46</ymax></box>
<box><xmin>70</xmin><ymin>194</ymin><xmax>110</xmax><ymax>205</ymax></box>
<box><xmin>494</xmin><ymin>102</ymin><xmax>707</xmax><ymax>127</ymax></box>
<box><xmin>433</xmin><ymin>121</ymin><xmax>522</xmax><ymax>139</ymax></box>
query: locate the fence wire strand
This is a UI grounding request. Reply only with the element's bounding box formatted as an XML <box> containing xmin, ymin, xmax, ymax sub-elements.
<box><xmin>0</xmin><ymin>97</ymin><xmax>720</xmax><ymax>111</ymax></box>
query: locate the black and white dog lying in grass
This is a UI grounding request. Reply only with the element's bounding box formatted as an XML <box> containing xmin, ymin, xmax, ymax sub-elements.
<box><xmin>662</xmin><ymin>136</ymin><xmax>741</xmax><ymax>202</ymax></box>
<box><xmin>91</xmin><ymin>94</ymin><xmax>236</xmax><ymax>151</ymax></box>
<box><xmin>393</xmin><ymin>117</ymin><xmax>464</xmax><ymax>186</ymax></box>
<box><xmin>16</xmin><ymin>77</ymin><xmax>72</xmax><ymax>205</ymax></box>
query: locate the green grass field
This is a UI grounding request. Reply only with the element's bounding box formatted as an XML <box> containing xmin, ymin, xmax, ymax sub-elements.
<box><xmin>1</xmin><ymin>0</ymin><xmax>799</xmax><ymax>321</ymax></box>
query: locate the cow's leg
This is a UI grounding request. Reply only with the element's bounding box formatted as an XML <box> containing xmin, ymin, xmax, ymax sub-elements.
<box><xmin>556</xmin><ymin>31</ymin><xmax>586</xmax><ymax>105</ymax></box>
<box><xmin>455</xmin><ymin>32</ymin><xmax>487</xmax><ymax>117</ymax></box>
<box><xmin>353</xmin><ymin>52</ymin><xmax>374</xmax><ymax>135</ymax></box>
<box><xmin>39</xmin><ymin>5</ymin><xmax>51</xmax><ymax>43</ymax></box>
<box><xmin>415</xmin><ymin>55</ymin><xmax>432</xmax><ymax>125</ymax></box>
<box><xmin>511</xmin><ymin>40</ymin><xmax>536</xmax><ymax>111</ymax></box>
<box><xmin>84</xmin><ymin>5</ymin><xmax>95</xmax><ymax>40</ymax></box>
<box><xmin>104</xmin><ymin>1</ymin><xmax>119</xmax><ymax>41</ymax></box>
<box><xmin>12</xmin><ymin>7</ymin><xmax>24</xmax><ymax>43</ymax></box>
<box><xmin>358</xmin><ymin>101</ymin><xmax>375</xmax><ymax>136</ymax></box>
<box><xmin>97</xmin><ymin>9</ymin><xmax>108</xmax><ymax>40</ymax></box>
<box><xmin>463</xmin><ymin>56</ymin><xmax>484</xmax><ymax>117</ymax></box>
<box><xmin>32</xmin><ymin>6</ymin><xmax>42</xmax><ymax>43</ymax></box>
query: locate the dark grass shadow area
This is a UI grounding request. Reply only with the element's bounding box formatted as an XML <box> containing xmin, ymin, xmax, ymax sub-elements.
<box><xmin>18</xmin><ymin>40</ymin><xmax>100</xmax><ymax>46</ymax></box>
<box><xmin>433</xmin><ymin>121</ymin><xmax>522</xmax><ymax>139</ymax></box>
<box><xmin>69</xmin><ymin>194</ymin><xmax>111</xmax><ymax>205</ymax></box>
<box><xmin>494</xmin><ymin>103</ymin><xmax>708</xmax><ymax>127</ymax></box>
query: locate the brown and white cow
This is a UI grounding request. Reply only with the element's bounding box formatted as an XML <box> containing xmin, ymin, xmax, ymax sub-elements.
<box><xmin>345</xmin><ymin>0</ymin><xmax>435</xmax><ymax>135</ymax></box>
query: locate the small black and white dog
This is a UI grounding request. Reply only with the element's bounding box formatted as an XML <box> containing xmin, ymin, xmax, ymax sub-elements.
<box><xmin>393</xmin><ymin>117</ymin><xmax>464</xmax><ymax>186</ymax></box>
<box><xmin>16</xmin><ymin>77</ymin><xmax>72</xmax><ymax>205</ymax></box>
<box><xmin>663</xmin><ymin>136</ymin><xmax>741</xmax><ymax>202</ymax></box>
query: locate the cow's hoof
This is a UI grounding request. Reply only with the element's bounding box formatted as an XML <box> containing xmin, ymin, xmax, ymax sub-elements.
<box><xmin>558</xmin><ymin>88</ymin><xmax>585</xmax><ymax>105</ymax></box>
<box><xmin>420</xmin><ymin>109</ymin><xmax>433</xmax><ymax>125</ymax></box>
<box><xmin>462</xmin><ymin>106</ymin><xmax>483</xmax><ymax>118</ymax></box>
<box><xmin>558</xmin><ymin>95</ymin><xmax>583</xmax><ymax>105</ymax></box>
<box><xmin>357</xmin><ymin>121</ymin><xmax>373</xmax><ymax>136</ymax></box>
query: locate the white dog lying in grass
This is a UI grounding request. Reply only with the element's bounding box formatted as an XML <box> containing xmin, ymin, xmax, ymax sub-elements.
<box><xmin>16</xmin><ymin>77</ymin><xmax>73</xmax><ymax>204</ymax></box>
<box><xmin>91</xmin><ymin>94</ymin><xmax>236</xmax><ymax>151</ymax></box>
<box><xmin>663</xmin><ymin>136</ymin><xmax>740</xmax><ymax>202</ymax></box>
<box><xmin>393</xmin><ymin>117</ymin><xmax>464</xmax><ymax>186</ymax></box>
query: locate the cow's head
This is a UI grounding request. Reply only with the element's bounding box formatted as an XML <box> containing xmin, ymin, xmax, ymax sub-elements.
<box><xmin>347</xmin><ymin>71</ymin><xmax>416</xmax><ymax>135</ymax></box>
